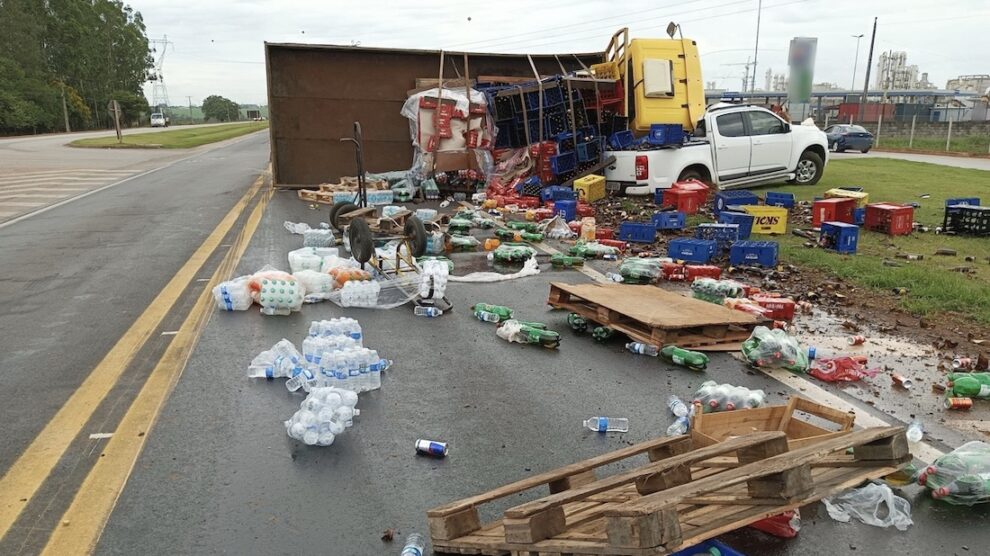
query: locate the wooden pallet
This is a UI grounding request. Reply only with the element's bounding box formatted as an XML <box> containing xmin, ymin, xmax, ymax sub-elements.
<box><xmin>428</xmin><ymin>426</ymin><xmax>909</xmax><ymax>556</ymax></box>
<box><xmin>548</xmin><ymin>282</ymin><xmax>761</xmax><ymax>350</ymax></box>
<box><xmin>297</xmin><ymin>189</ymin><xmax>335</xmax><ymax>204</ymax></box>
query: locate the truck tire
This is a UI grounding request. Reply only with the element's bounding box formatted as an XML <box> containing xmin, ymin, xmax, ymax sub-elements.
<box><xmin>329</xmin><ymin>201</ymin><xmax>359</xmax><ymax>231</ymax></box>
<box><xmin>788</xmin><ymin>150</ymin><xmax>824</xmax><ymax>185</ymax></box>
<box><xmin>677</xmin><ymin>168</ymin><xmax>711</xmax><ymax>185</ymax></box>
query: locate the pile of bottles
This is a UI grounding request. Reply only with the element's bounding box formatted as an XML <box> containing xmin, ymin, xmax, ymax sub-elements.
<box><xmin>247</xmin><ymin>339</ymin><xmax>305</xmax><ymax>379</ymax></box>
<box><xmin>665</xmin><ymin>395</ymin><xmax>693</xmax><ymax>436</ymax></box>
<box><xmin>256</xmin><ymin>277</ymin><xmax>305</xmax><ymax>316</ymax></box>
<box><xmin>692</xmin><ymin>380</ymin><xmax>766</xmax><ymax>413</ymax></box>
<box><xmin>618</xmin><ymin>258</ymin><xmax>664</xmax><ymax>284</ymax></box>
<box><xmin>418</xmin><ymin>258</ymin><xmax>449</xmax><ymax>301</ymax></box>
<box><xmin>302</xmin><ymin>228</ymin><xmax>335</xmax><ymax>248</ymax></box>
<box><xmin>449</xmin><ymin>234</ymin><xmax>481</xmax><ymax>251</ymax></box>
<box><xmin>212</xmin><ymin>275</ymin><xmax>254</xmax><ymax>311</ymax></box>
<box><xmin>339</xmin><ymin>280</ymin><xmax>381</xmax><ymax>307</ymax></box>
<box><xmin>918</xmin><ymin>440</ymin><xmax>990</xmax><ymax>505</ymax></box>
<box><xmin>568</xmin><ymin>240</ymin><xmax>620</xmax><ymax>259</ymax></box>
<box><xmin>492</xmin><ymin>243</ymin><xmax>536</xmax><ymax>263</ymax></box>
<box><xmin>690</xmin><ymin>278</ymin><xmax>747</xmax><ymax>304</ymax></box>
<box><xmin>473</xmin><ymin>303</ymin><xmax>514</xmax><ymax>323</ymax></box>
<box><xmin>496</xmin><ymin>319</ymin><xmax>561</xmax><ymax>349</ymax></box>
<box><xmin>741</xmin><ymin>326</ymin><xmax>809</xmax><ymax>372</ymax></box>
<box><xmin>624</xmin><ymin>343</ymin><xmax>709</xmax><ymax>371</ymax></box>
<box><xmin>284</xmin><ymin>386</ymin><xmax>359</xmax><ymax>446</ymax></box>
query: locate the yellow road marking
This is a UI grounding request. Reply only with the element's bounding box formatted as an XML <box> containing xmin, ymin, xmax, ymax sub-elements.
<box><xmin>41</xmin><ymin>184</ymin><xmax>272</xmax><ymax>555</ymax></box>
<box><xmin>0</xmin><ymin>174</ymin><xmax>264</xmax><ymax>542</ymax></box>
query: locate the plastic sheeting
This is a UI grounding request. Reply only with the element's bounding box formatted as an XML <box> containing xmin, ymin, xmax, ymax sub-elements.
<box><xmin>822</xmin><ymin>482</ymin><xmax>912</xmax><ymax>531</ymax></box>
<box><xmin>448</xmin><ymin>257</ymin><xmax>541</xmax><ymax>283</ymax></box>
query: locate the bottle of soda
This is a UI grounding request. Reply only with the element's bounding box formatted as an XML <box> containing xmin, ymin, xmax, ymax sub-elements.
<box><xmin>519</xmin><ymin>231</ymin><xmax>544</xmax><ymax>242</ymax></box>
<box><xmin>947</xmin><ymin>374</ymin><xmax>990</xmax><ymax>399</ymax></box>
<box><xmin>515</xmin><ymin>320</ymin><xmax>549</xmax><ymax>330</ymax></box>
<box><xmin>495</xmin><ymin>228</ymin><xmax>519</xmax><ymax>241</ymax></box>
<box><xmin>521</xmin><ymin>324</ymin><xmax>560</xmax><ymax>349</ymax></box>
<box><xmin>551</xmin><ymin>253</ymin><xmax>584</xmax><ymax>268</ymax></box>
<box><xmin>660</xmin><ymin>345</ymin><xmax>710</xmax><ymax>371</ymax></box>
<box><xmin>567</xmin><ymin>312</ymin><xmax>588</xmax><ymax>332</ymax></box>
<box><xmin>626</xmin><ymin>342</ymin><xmax>659</xmax><ymax>356</ymax></box>
<box><xmin>507</xmin><ymin>221</ymin><xmax>539</xmax><ymax>233</ymax></box>
<box><xmin>471</xmin><ymin>303</ymin><xmax>513</xmax><ymax>321</ymax></box>
<box><xmin>592</xmin><ymin>326</ymin><xmax>615</xmax><ymax>342</ymax></box>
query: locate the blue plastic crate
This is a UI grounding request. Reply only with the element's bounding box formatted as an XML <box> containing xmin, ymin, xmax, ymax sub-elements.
<box><xmin>669</xmin><ymin>539</ymin><xmax>745</xmax><ymax>556</ymax></box>
<box><xmin>539</xmin><ymin>186</ymin><xmax>576</xmax><ymax>203</ymax></box>
<box><xmin>729</xmin><ymin>240</ymin><xmax>779</xmax><ymax>267</ymax></box>
<box><xmin>668</xmin><ymin>238</ymin><xmax>718</xmax><ymax>263</ymax></box>
<box><xmin>695</xmin><ymin>223</ymin><xmax>739</xmax><ymax>250</ymax></box>
<box><xmin>647</xmin><ymin>123</ymin><xmax>685</xmax><ymax>146</ymax></box>
<box><xmin>609</xmin><ymin>130</ymin><xmax>635</xmax><ymax>150</ymax></box>
<box><xmin>765</xmin><ymin>191</ymin><xmax>795</xmax><ymax>208</ymax></box>
<box><xmin>820</xmin><ymin>221</ymin><xmax>859</xmax><ymax>254</ymax></box>
<box><xmin>618</xmin><ymin>221</ymin><xmax>657</xmax><ymax>243</ymax></box>
<box><xmin>714</xmin><ymin>190</ymin><xmax>760</xmax><ymax>215</ymax></box>
<box><xmin>853</xmin><ymin>206</ymin><xmax>866</xmax><ymax>225</ymax></box>
<box><xmin>652</xmin><ymin>211</ymin><xmax>686</xmax><ymax>230</ymax></box>
<box><xmin>946</xmin><ymin>197</ymin><xmax>980</xmax><ymax>207</ymax></box>
<box><xmin>576</xmin><ymin>138</ymin><xmax>602</xmax><ymax>162</ymax></box>
<box><xmin>550</xmin><ymin>152</ymin><xmax>577</xmax><ymax>175</ymax></box>
<box><xmin>717</xmin><ymin>211</ymin><xmax>754</xmax><ymax>239</ymax></box>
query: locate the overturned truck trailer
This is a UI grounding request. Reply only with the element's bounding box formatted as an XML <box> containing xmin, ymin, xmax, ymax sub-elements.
<box><xmin>264</xmin><ymin>43</ymin><xmax>603</xmax><ymax>188</ymax></box>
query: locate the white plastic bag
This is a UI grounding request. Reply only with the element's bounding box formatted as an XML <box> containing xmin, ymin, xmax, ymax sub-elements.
<box><xmin>449</xmin><ymin>257</ymin><xmax>541</xmax><ymax>283</ymax></box>
<box><xmin>822</xmin><ymin>482</ymin><xmax>913</xmax><ymax>531</ymax></box>
<box><xmin>288</xmin><ymin>247</ymin><xmax>340</xmax><ymax>273</ymax></box>
<box><xmin>284</xmin><ymin>221</ymin><xmax>312</xmax><ymax>234</ymax></box>
<box><xmin>303</xmin><ymin>228</ymin><xmax>335</xmax><ymax>248</ymax></box>
<box><xmin>294</xmin><ymin>270</ymin><xmax>334</xmax><ymax>303</ymax></box>
<box><xmin>212</xmin><ymin>275</ymin><xmax>253</xmax><ymax>311</ymax></box>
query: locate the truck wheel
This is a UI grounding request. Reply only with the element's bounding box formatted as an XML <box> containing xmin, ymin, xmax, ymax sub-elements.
<box><xmin>330</xmin><ymin>201</ymin><xmax>358</xmax><ymax>231</ymax></box>
<box><xmin>788</xmin><ymin>150</ymin><xmax>824</xmax><ymax>185</ymax></box>
<box><xmin>348</xmin><ymin>218</ymin><xmax>374</xmax><ymax>263</ymax></box>
<box><xmin>677</xmin><ymin>168</ymin><xmax>710</xmax><ymax>185</ymax></box>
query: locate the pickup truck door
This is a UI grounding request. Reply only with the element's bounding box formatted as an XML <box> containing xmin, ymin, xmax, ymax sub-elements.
<box><xmin>711</xmin><ymin>112</ymin><xmax>750</xmax><ymax>181</ymax></box>
<box><xmin>747</xmin><ymin>111</ymin><xmax>793</xmax><ymax>174</ymax></box>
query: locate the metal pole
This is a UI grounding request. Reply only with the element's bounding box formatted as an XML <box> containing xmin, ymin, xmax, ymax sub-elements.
<box><xmin>751</xmin><ymin>0</ymin><xmax>762</xmax><ymax>92</ymax></box>
<box><xmin>60</xmin><ymin>85</ymin><xmax>71</xmax><ymax>132</ymax></box>
<box><xmin>909</xmin><ymin>114</ymin><xmax>916</xmax><ymax>148</ymax></box>
<box><xmin>187</xmin><ymin>96</ymin><xmax>193</xmax><ymax>123</ymax></box>
<box><xmin>858</xmin><ymin>17</ymin><xmax>878</xmax><ymax>123</ymax></box>
<box><xmin>876</xmin><ymin>112</ymin><xmax>882</xmax><ymax>147</ymax></box>
<box><xmin>946</xmin><ymin>117</ymin><xmax>953</xmax><ymax>151</ymax></box>
<box><xmin>850</xmin><ymin>34</ymin><xmax>864</xmax><ymax>90</ymax></box>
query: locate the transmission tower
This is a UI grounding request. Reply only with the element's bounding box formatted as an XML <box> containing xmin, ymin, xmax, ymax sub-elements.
<box><xmin>148</xmin><ymin>35</ymin><xmax>173</xmax><ymax>115</ymax></box>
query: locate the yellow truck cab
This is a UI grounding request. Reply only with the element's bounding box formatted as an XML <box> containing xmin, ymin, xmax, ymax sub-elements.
<box><xmin>625</xmin><ymin>38</ymin><xmax>705</xmax><ymax>134</ymax></box>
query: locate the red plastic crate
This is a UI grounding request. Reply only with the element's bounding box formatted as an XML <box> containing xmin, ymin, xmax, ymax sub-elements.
<box><xmin>812</xmin><ymin>198</ymin><xmax>856</xmax><ymax>228</ymax></box>
<box><xmin>598</xmin><ymin>239</ymin><xmax>628</xmax><ymax>251</ymax></box>
<box><xmin>534</xmin><ymin>208</ymin><xmax>554</xmax><ymax>220</ymax></box>
<box><xmin>568</xmin><ymin>221</ymin><xmax>582</xmax><ymax>234</ymax></box>
<box><xmin>661</xmin><ymin>262</ymin><xmax>688</xmax><ymax>281</ymax></box>
<box><xmin>576</xmin><ymin>202</ymin><xmax>595</xmax><ymax>218</ymax></box>
<box><xmin>685</xmin><ymin>265</ymin><xmax>722</xmax><ymax>281</ymax></box>
<box><xmin>595</xmin><ymin>227</ymin><xmax>614</xmax><ymax>240</ymax></box>
<box><xmin>752</xmin><ymin>295</ymin><xmax>796</xmax><ymax>320</ymax></box>
<box><xmin>864</xmin><ymin>203</ymin><xmax>913</xmax><ymax>236</ymax></box>
<box><xmin>672</xmin><ymin>178</ymin><xmax>711</xmax><ymax>204</ymax></box>
<box><xmin>662</xmin><ymin>189</ymin><xmax>700</xmax><ymax>215</ymax></box>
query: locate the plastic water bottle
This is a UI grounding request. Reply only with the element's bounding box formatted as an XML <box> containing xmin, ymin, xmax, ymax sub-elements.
<box><xmin>626</xmin><ymin>342</ymin><xmax>659</xmax><ymax>356</ymax></box>
<box><xmin>583</xmin><ymin>416</ymin><xmax>629</xmax><ymax>433</ymax></box>
<box><xmin>667</xmin><ymin>395</ymin><xmax>689</xmax><ymax>417</ymax></box>
<box><xmin>285</xmin><ymin>366</ymin><xmax>315</xmax><ymax>392</ymax></box>
<box><xmin>368</xmin><ymin>350</ymin><xmax>382</xmax><ymax>390</ymax></box>
<box><xmin>665</xmin><ymin>415</ymin><xmax>691</xmax><ymax>436</ymax></box>
<box><xmin>906</xmin><ymin>420</ymin><xmax>923</xmax><ymax>443</ymax></box>
<box><xmin>606</xmin><ymin>272</ymin><xmax>624</xmax><ymax>283</ymax></box>
<box><xmin>400</xmin><ymin>533</ymin><xmax>426</xmax><ymax>556</ymax></box>
<box><xmin>415</xmin><ymin>306</ymin><xmax>443</xmax><ymax>317</ymax></box>
<box><xmin>475</xmin><ymin>310</ymin><xmax>501</xmax><ymax>323</ymax></box>
<box><xmin>346</xmin><ymin>350</ymin><xmax>362</xmax><ymax>391</ymax></box>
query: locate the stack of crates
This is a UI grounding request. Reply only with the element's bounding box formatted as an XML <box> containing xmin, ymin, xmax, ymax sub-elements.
<box><xmin>729</xmin><ymin>241</ymin><xmax>779</xmax><ymax>267</ymax></box>
<box><xmin>812</xmin><ymin>198</ymin><xmax>856</xmax><ymax>228</ymax></box>
<box><xmin>539</xmin><ymin>186</ymin><xmax>576</xmax><ymax>203</ymax></box>
<box><xmin>943</xmin><ymin>204</ymin><xmax>990</xmax><ymax>236</ymax></box>
<box><xmin>647</xmin><ymin>123</ymin><xmax>685</xmax><ymax>146</ymax></box>
<box><xmin>717</xmin><ymin>211</ymin><xmax>754</xmax><ymax>239</ymax></box>
<box><xmin>618</xmin><ymin>221</ymin><xmax>657</xmax><ymax>243</ymax></box>
<box><xmin>819</xmin><ymin>222</ymin><xmax>859</xmax><ymax>254</ymax></box>
<box><xmin>824</xmin><ymin>188</ymin><xmax>869</xmax><ymax>207</ymax></box>
<box><xmin>864</xmin><ymin>203</ymin><xmax>914</xmax><ymax>236</ymax></box>
<box><xmin>667</xmin><ymin>238</ymin><xmax>718</xmax><ymax>264</ymax></box>
<box><xmin>714</xmin><ymin>190</ymin><xmax>759</xmax><ymax>215</ymax></box>
<box><xmin>695</xmin><ymin>223</ymin><xmax>739</xmax><ymax>251</ymax></box>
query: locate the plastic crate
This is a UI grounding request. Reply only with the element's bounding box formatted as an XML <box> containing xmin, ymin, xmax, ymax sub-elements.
<box><xmin>576</xmin><ymin>138</ymin><xmax>601</xmax><ymax>162</ymax></box>
<box><xmin>608</xmin><ymin>130</ymin><xmax>635</xmax><ymax>150</ymax></box>
<box><xmin>539</xmin><ymin>186</ymin><xmax>576</xmax><ymax>203</ymax></box>
<box><xmin>943</xmin><ymin>205</ymin><xmax>990</xmax><ymax>236</ymax></box>
<box><xmin>653</xmin><ymin>211</ymin><xmax>686</xmax><ymax>231</ymax></box>
<box><xmin>669</xmin><ymin>539</ymin><xmax>744</xmax><ymax>556</ymax></box>
<box><xmin>824</xmin><ymin>188</ymin><xmax>869</xmax><ymax>207</ymax></box>
<box><xmin>661</xmin><ymin>189</ymin><xmax>701</xmax><ymax>215</ymax></box>
<box><xmin>554</xmin><ymin>199</ymin><xmax>577</xmax><ymax>221</ymax></box>
<box><xmin>668</xmin><ymin>238</ymin><xmax>718</xmax><ymax>264</ymax></box>
<box><xmin>812</xmin><ymin>197</ymin><xmax>856</xmax><ymax>228</ymax></box>
<box><xmin>820</xmin><ymin>222</ymin><xmax>859</xmax><ymax>254</ymax></box>
<box><xmin>864</xmin><ymin>203</ymin><xmax>913</xmax><ymax>236</ymax></box>
<box><xmin>729</xmin><ymin>240</ymin><xmax>778</xmax><ymax>267</ymax></box>
<box><xmin>685</xmin><ymin>265</ymin><xmax>722</xmax><ymax>281</ymax></box>
<box><xmin>946</xmin><ymin>197</ymin><xmax>980</xmax><ymax>207</ymax></box>
<box><xmin>714</xmin><ymin>190</ymin><xmax>760</xmax><ymax>215</ymax></box>
<box><xmin>717</xmin><ymin>211</ymin><xmax>754</xmax><ymax>239</ymax></box>
<box><xmin>574</xmin><ymin>174</ymin><xmax>606</xmax><ymax>203</ymax></box>
<box><xmin>672</xmin><ymin>178</ymin><xmax>710</xmax><ymax>204</ymax></box>
<box><xmin>853</xmin><ymin>207</ymin><xmax>866</xmax><ymax>225</ymax></box>
<box><xmin>550</xmin><ymin>152</ymin><xmax>577</xmax><ymax>175</ymax></box>
<box><xmin>753</xmin><ymin>294</ymin><xmax>796</xmax><ymax>320</ymax></box>
<box><xmin>618</xmin><ymin>221</ymin><xmax>657</xmax><ymax>243</ymax></box>
<box><xmin>647</xmin><ymin>123</ymin><xmax>685</xmax><ymax>146</ymax></box>
<box><xmin>765</xmin><ymin>191</ymin><xmax>795</xmax><ymax>208</ymax></box>
<box><xmin>695</xmin><ymin>223</ymin><xmax>739</xmax><ymax>250</ymax></box>
<box><xmin>742</xmin><ymin>205</ymin><xmax>788</xmax><ymax>234</ymax></box>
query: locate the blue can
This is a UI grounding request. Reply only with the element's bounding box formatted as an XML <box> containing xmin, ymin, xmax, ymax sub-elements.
<box><xmin>808</xmin><ymin>346</ymin><xmax>816</xmax><ymax>360</ymax></box>
<box><xmin>415</xmin><ymin>439</ymin><xmax>448</xmax><ymax>457</ymax></box>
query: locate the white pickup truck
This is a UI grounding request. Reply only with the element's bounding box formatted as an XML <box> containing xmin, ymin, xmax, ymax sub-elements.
<box><xmin>605</xmin><ymin>103</ymin><xmax>829</xmax><ymax>195</ymax></box>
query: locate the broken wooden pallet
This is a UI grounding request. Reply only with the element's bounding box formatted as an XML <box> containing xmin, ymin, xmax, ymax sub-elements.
<box><xmin>547</xmin><ymin>282</ymin><xmax>762</xmax><ymax>350</ymax></box>
<box><xmin>428</xmin><ymin>426</ymin><xmax>908</xmax><ymax>555</ymax></box>
<box><xmin>297</xmin><ymin>189</ymin><xmax>335</xmax><ymax>204</ymax></box>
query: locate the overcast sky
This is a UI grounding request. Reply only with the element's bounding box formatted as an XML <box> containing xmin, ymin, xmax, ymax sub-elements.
<box><xmin>136</xmin><ymin>0</ymin><xmax>989</xmax><ymax>106</ymax></box>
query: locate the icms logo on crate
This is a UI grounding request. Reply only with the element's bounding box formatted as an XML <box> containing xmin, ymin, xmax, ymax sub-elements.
<box><xmin>754</xmin><ymin>216</ymin><xmax>781</xmax><ymax>226</ymax></box>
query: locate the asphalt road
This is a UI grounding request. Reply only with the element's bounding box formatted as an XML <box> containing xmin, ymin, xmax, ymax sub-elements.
<box><xmin>90</xmin><ymin>191</ymin><xmax>987</xmax><ymax>556</ymax></box>
<box><xmin>832</xmin><ymin>150</ymin><xmax>990</xmax><ymax>171</ymax></box>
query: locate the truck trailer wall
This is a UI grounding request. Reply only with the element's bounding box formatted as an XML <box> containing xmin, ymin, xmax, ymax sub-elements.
<box><xmin>265</xmin><ymin>43</ymin><xmax>601</xmax><ymax>187</ymax></box>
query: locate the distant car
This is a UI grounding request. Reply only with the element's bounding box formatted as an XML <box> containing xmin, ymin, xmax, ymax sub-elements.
<box><xmin>824</xmin><ymin>124</ymin><xmax>874</xmax><ymax>153</ymax></box>
<box><xmin>150</xmin><ymin>112</ymin><xmax>168</xmax><ymax>128</ymax></box>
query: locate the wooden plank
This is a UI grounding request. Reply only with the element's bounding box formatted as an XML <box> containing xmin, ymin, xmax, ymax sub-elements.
<box><xmin>793</xmin><ymin>397</ymin><xmax>856</xmax><ymax>431</ymax></box>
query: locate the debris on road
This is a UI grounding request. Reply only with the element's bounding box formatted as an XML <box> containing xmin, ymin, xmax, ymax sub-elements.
<box><xmin>284</xmin><ymin>386</ymin><xmax>360</xmax><ymax>446</ymax></box>
<box><xmin>415</xmin><ymin>439</ymin><xmax>449</xmax><ymax>457</ymax></box>
<box><xmin>822</xmin><ymin>482</ymin><xmax>913</xmax><ymax>531</ymax></box>
<box><xmin>583</xmin><ymin>416</ymin><xmax>629</xmax><ymax>433</ymax></box>
<box><xmin>919</xmin><ymin>441</ymin><xmax>990</xmax><ymax>505</ymax></box>
<box><xmin>692</xmin><ymin>380</ymin><xmax>766</xmax><ymax>412</ymax></box>
<box><xmin>741</xmin><ymin>326</ymin><xmax>809</xmax><ymax>372</ymax></box>
<box><xmin>495</xmin><ymin>319</ymin><xmax>561</xmax><ymax>349</ymax></box>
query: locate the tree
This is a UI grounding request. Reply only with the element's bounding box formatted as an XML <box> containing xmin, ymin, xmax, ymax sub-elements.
<box><xmin>201</xmin><ymin>95</ymin><xmax>239</xmax><ymax>122</ymax></box>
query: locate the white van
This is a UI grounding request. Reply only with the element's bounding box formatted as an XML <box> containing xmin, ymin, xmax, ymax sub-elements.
<box><xmin>150</xmin><ymin>113</ymin><xmax>167</xmax><ymax>128</ymax></box>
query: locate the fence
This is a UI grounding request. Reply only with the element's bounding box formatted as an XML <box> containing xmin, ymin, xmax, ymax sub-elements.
<box><xmin>818</xmin><ymin>116</ymin><xmax>990</xmax><ymax>155</ymax></box>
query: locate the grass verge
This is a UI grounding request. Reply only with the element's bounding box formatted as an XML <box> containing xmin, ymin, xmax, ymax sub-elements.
<box><xmin>879</xmin><ymin>136</ymin><xmax>990</xmax><ymax>156</ymax></box>
<box><xmin>70</xmin><ymin>121</ymin><xmax>268</xmax><ymax>149</ymax></box>
<box><xmin>747</xmin><ymin>158</ymin><xmax>990</xmax><ymax>325</ymax></box>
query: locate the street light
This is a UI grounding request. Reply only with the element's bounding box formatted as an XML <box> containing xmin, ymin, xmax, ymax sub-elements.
<box><xmin>850</xmin><ymin>34</ymin><xmax>864</xmax><ymax>91</ymax></box>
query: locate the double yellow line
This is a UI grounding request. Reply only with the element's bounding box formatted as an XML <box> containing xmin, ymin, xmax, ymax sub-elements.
<box><xmin>0</xmin><ymin>173</ymin><xmax>270</xmax><ymax>554</ymax></box>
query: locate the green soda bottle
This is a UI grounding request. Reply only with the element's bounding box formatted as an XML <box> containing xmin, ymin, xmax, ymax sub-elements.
<box><xmin>568</xmin><ymin>241</ymin><xmax>589</xmax><ymax>257</ymax></box>
<box><xmin>660</xmin><ymin>345</ymin><xmax>710</xmax><ymax>371</ymax></box>
<box><xmin>948</xmin><ymin>372</ymin><xmax>990</xmax><ymax>385</ymax></box>
<box><xmin>507</xmin><ymin>221</ymin><xmax>538</xmax><ymax>233</ymax></box>
<box><xmin>551</xmin><ymin>253</ymin><xmax>585</xmax><ymax>268</ymax></box>
<box><xmin>471</xmin><ymin>303</ymin><xmax>513</xmax><ymax>321</ymax></box>
<box><xmin>519</xmin><ymin>231</ymin><xmax>544</xmax><ymax>242</ymax></box>
<box><xmin>948</xmin><ymin>374</ymin><xmax>990</xmax><ymax>398</ymax></box>
<box><xmin>495</xmin><ymin>228</ymin><xmax>519</xmax><ymax>241</ymax></box>
<box><xmin>592</xmin><ymin>326</ymin><xmax>616</xmax><ymax>342</ymax></box>
<box><xmin>515</xmin><ymin>320</ymin><xmax>548</xmax><ymax>330</ymax></box>
<box><xmin>567</xmin><ymin>312</ymin><xmax>588</xmax><ymax>332</ymax></box>
<box><xmin>521</xmin><ymin>324</ymin><xmax>560</xmax><ymax>349</ymax></box>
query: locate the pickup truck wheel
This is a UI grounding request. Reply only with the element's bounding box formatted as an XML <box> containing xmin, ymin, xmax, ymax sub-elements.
<box><xmin>677</xmin><ymin>168</ymin><xmax>710</xmax><ymax>185</ymax></box>
<box><xmin>789</xmin><ymin>150</ymin><xmax>824</xmax><ymax>185</ymax></box>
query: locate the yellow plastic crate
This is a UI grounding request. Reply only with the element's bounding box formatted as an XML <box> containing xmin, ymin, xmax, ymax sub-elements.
<box><xmin>590</xmin><ymin>61</ymin><xmax>620</xmax><ymax>80</ymax></box>
<box><xmin>573</xmin><ymin>174</ymin><xmax>606</xmax><ymax>203</ymax></box>
<box><xmin>742</xmin><ymin>205</ymin><xmax>788</xmax><ymax>235</ymax></box>
<box><xmin>824</xmin><ymin>189</ymin><xmax>870</xmax><ymax>207</ymax></box>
